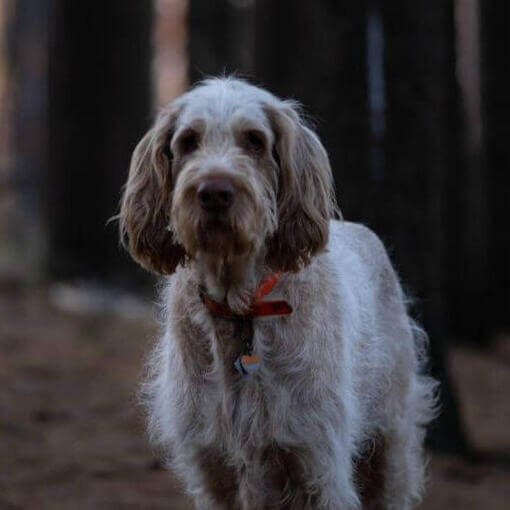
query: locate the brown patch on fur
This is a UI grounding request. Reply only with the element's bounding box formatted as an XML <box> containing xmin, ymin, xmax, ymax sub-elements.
<box><xmin>354</xmin><ymin>434</ymin><xmax>386</xmax><ymax>510</ymax></box>
<box><xmin>198</xmin><ymin>447</ymin><xmax>240</xmax><ymax>508</ymax></box>
<box><xmin>172</xmin><ymin>280</ymin><xmax>214</xmax><ymax>376</ymax></box>
<box><xmin>212</xmin><ymin>318</ymin><xmax>249</xmax><ymax>381</ymax></box>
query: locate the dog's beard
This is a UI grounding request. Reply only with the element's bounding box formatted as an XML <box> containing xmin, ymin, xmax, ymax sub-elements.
<box><xmin>197</xmin><ymin>214</ymin><xmax>254</xmax><ymax>257</ymax></box>
<box><xmin>172</xmin><ymin>190</ymin><xmax>273</xmax><ymax>311</ymax></box>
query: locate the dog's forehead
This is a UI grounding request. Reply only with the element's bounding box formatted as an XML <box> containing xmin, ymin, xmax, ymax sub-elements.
<box><xmin>178</xmin><ymin>79</ymin><xmax>273</xmax><ymax>130</ymax></box>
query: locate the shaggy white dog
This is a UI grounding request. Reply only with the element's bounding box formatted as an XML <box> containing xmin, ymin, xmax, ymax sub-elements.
<box><xmin>119</xmin><ymin>77</ymin><xmax>438</xmax><ymax>509</ymax></box>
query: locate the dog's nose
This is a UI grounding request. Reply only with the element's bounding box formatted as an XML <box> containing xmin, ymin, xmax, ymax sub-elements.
<box><xmin>197</xmin><ymin>179</ymin><xmax>235</xmax><ymax>212</ymax></box>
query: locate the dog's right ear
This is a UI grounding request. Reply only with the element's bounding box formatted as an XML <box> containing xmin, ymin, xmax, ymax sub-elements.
<box><xmin>119</xmin><ymin>104</ymin><xmax>186</xmax><ymax>274</ymax></box>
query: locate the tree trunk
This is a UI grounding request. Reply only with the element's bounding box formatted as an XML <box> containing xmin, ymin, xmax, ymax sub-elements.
<box><xmin>480</xmin><ymin>0</ymin><xmax>510</xmax><ymax>337</ymax></box>
<box><xmin>188</xmin><ymin>0</ymin><xmax>256</xmax><ymax>84</ymax></box>
<box><xmin>3</xmin><ymin>0</ymin><xmax>49</xmax><ymax>279</ymax></box>
<box><xmin>445</xmin><ymin>0</ymin><xmax>488</xmax><ymax>344</ymax></box>
<box><xmin>47</xmin><ymin>1</ymin><xmax>153</xmax><ymax>285</ymax></box>
<box><xmin>381</xmin><ymin>0</ymin><xmax>468</xmax><ymax>453</ymax></box>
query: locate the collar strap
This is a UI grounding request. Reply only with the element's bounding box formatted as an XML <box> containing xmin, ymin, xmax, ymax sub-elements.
<box><xmin>200</xmin><ymin>272</ymin><xmax>293</xmax><ymax>319</ymax></box>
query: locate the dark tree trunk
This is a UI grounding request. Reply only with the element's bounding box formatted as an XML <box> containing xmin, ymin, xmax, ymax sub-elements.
<box><xmin>188</xmin><ymin>0</ymin><xmax>256</xmax><ymax>84</ymax></box>
<box><xmin>381</xmin><ymin>0</ymin><xmax>468</xmax><ymax>453</ymax></box>
<box><xmin>254</xmin><ymin>0</ymin><xmax>370</xmax><ymax>220</ymax></box>
<box><xmin>480</xmin><ymin>1</ymin><xmax>510</xmax><ymax>336</ymax></box>
<box><xmin>47</xmin><ymin>1</ymin><xmax>153</xmax><ymax>284</ymax></box>
<box><xmin>4</xmin><ymin>0</ymin><xmax>49</xmax><ymax>278</ymax></box>
<box><xmin>445</xmin><ymin>0</ymin><xmax>488</xmax><ymax>345</ymax></box>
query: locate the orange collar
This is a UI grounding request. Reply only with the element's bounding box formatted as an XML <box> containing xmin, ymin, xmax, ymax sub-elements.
<box><xmin>200</xmin><ymin>272</ymin><xmax>293</xmax><ymax>319</ymax></box>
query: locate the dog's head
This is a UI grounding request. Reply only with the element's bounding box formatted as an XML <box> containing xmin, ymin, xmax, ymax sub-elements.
<box><xmin>119</xmin><ymin>78</ymin><xmax>339</xmax><ymax>275</ymax></box>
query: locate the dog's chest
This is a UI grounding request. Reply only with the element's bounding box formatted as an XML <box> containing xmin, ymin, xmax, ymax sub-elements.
<box><xmin>211</xmin><ymin>315</ymin><xmax>285</xmax><ymax>380</ymax></box>
<box><xmin>209</xmin><ymin>317</ymin><xmax>285</xmax><ymax>425</ymax></box>
<box><xmin>211</xmin><ymin>317</ymin><xmax>250</xmax><ymax>377</ymax></box>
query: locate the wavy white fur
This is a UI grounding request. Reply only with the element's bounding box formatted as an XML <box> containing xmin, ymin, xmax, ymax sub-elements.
<box><xmin>120</xmin><ymin>78</ymin><xmax>438</xmax><ymax>510</ymax></box>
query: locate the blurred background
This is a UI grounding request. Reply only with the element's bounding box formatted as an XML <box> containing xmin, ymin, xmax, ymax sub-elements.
<box><xmin>0</xmin><ymin>0</ymin><xmax>509</xmax><ymax>508</ymax></box>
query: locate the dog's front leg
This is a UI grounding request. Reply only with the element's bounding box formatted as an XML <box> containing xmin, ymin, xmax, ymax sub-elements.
<box><xmin>304</xmin><ymin>435</ymin><xmax>361</xmax><ymax>510</ymax></box>
<box><xmin>268</xmin><ymin>386</ymin><xmax>361</xmax><ymax>510</ymax></box>
<box><xmin>235</xmin><ymin>438</ymin><xmax>360</xmax><ymax>510</ymax></box>
<box><xmin>190</xmin><ymin>446</ymin><xmax>241</xmax><ymax>510</ymax></box>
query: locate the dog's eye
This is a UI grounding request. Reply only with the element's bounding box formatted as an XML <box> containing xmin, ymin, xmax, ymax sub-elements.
<box><xmin>243</xmin><ymin>130</ymin><xmax>265</xmax><ymax>155</ymax></box>
<box><xmin>178</xmin><ymin>130</ymin><xmax>200</xmax><ymax>156</ymax></box>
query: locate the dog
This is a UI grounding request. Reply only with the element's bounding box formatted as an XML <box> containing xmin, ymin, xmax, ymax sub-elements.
<box><xmin>119</xmin><ymin>77</ymin><xmax>438</xmax><ymax>509</ymax></box>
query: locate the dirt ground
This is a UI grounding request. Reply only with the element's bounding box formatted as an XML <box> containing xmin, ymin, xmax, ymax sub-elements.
<box><xmin>1</xmin><ymin>284</ymin><xmax>509</xmax><ymax>509</ymax></box>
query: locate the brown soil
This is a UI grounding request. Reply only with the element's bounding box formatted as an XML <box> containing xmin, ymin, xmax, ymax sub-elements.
<box><xmin>1</xmin><ymin>285</ymin><xmax>509</xmax><ymax>509</ymax></box>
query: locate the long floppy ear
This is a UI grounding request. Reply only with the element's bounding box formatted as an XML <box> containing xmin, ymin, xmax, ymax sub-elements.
<box><xmin>119</xmin><ymin>104</ymin><xmax>186</xmax><ymax>274</ymax></box>
<box><xmin>264</xmin><ymin>100</ymin><xmax>341</xmax><ymax>272</ymax></box>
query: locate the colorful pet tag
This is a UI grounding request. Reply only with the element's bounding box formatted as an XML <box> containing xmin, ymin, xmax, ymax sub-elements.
<box><xmin>234</xmin><ymin>353</ymin><xmax>260</xmax><ymax>375</ymax></box>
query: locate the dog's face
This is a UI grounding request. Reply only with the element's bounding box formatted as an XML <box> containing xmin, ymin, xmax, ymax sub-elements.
<box><xmin>120</xmin><ymin>78</ymin><xmax>339</xmax><ymax>275</ymax></box>
<box><xmin>169</xmin><ymin>82</ymin><xmax>279</xmax><ymax>265</ymax></box>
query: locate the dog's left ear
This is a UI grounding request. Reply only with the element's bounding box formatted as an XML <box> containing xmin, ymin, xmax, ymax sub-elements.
<box><xmin>264</xmin><ymin>100</ymin><xmax>341</xmax><ymax>272</ymax></box>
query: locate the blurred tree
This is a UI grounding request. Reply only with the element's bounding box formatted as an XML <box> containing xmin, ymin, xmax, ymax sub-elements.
<box><xmin>189</xmin><ymin>0</ymin><xmax>256</xmax><ymax>83</ymax></box>
<box><xmin>4</xmin><ymin>0</ymin><xmax>49</xmax><ymax>279</ymax></box>
<box><xmin>47</xmin><ymin>1</ymin><xmax>152</xmax><ymax>285</ymax></box>
<box><xmin>380</xmin><ymin>0</ymin><xmax>468</xmax><ymax>453</ymax></box>
<box><xmin>480</xmin><ymin>1</ymin><xmax>510</xmax><ymax>338</ymax></box>
<box><xmin>445</xmin><ymin>0</ymin><xmax>488</xmax><ymax>346</ymax></box>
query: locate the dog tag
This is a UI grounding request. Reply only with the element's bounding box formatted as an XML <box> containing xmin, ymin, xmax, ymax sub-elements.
<box><xmin>234</xmin><ymin>353</ymin><xmax>260</xmax><ymax>375</ymax></box>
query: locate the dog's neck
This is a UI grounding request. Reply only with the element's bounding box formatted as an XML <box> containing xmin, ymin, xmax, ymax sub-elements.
<box><xmin>196</xmin><ymin>249</ymin><xmax>268</xmax><ymax>314</ymax></box>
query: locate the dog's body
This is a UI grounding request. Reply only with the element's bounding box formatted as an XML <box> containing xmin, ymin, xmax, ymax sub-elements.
<box><xmin>120</xmin><ymin>78</ymin><xmax>437</xmax><ymax>509</ymax></box>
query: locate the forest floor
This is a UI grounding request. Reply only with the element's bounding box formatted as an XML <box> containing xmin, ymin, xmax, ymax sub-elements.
<box><xmin>1</xmin><ymin>283</ymin><xmax>509</xmax><ymax>509</ymax></box>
